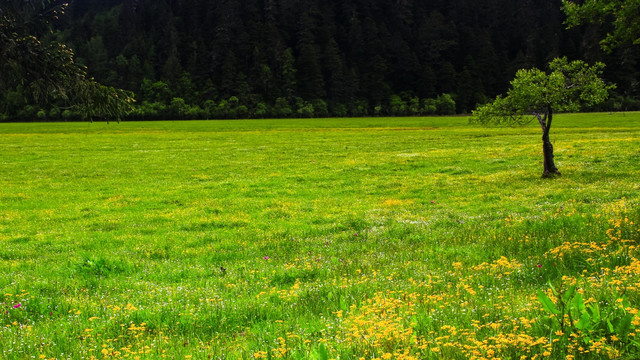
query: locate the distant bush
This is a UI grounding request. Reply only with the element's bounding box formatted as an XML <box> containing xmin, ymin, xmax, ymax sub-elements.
<box><xmin>620</xmin><ymin>97</ymin><xmax>640</xmax><ymax>111</ymax></box>
<box><xmin>141</xmin><ymin>79</ymin><xmax>173</xmax><ymax>103</ymax></box>
<box><xmin>389</xmin><ymin>94</ymin><xmax>408</xmax><ymax>115</ymax></box>
<box><xmin>436</xmin><ymin>93</ymin><xmax>456</xmax><ymax>115</ymax></box>
<box><xmin>20</xmin><ymin>105</ymin><xmax>38</xmax><ymax>119</ymax></box>
<box><xmin>130</xmin><ymin>101</ymin><xmax>166</xmax><ymax>120</ymax></box>
<box><xmin>409</xmin><ymin>97</ymin><xmax>421</xmax><ymax>115</ymax></box>
<box><xmin>203</xmin><ymin>100</ymin><xmax>217</xmax><ymax>118</ymax></box>
<box><xmin>49</xmin><ymin>107</ymin><xmax>61</xmax><ymax>119</ymax></box>
<box><xmin>331</xmin><ymin>103</ymin><xmax>348</xmax><ymax>117</ymax></box>
<box><xmin>422</xmin><ymin>98</ymin><xmax>437</xmax><ymax>115</ymax></box>
<box><xmin>61</xmin><ymin>109</ymin><xmax>80</xmax><ymax>121</ymax></box>
<box><xmin>236</xmin><ymin>105</ymin><xmax>249</xmax><ymax>118</ymax></box>
<box><xmin>186</xmin><ymin>105</ymin><xmax>205</xmax><ymax>119</ymax></box>
<box><xmin>378</xmin><ymin>94</ymin><xmax>457</xmax><ymax>116</ymax></box>
<box><xmin>45</xmin><ymin>89</ymin><xmax>469</xmax><ymax>121</ymax></box>
<box><xmin>585</xmin><ymin>94</ymin><xmax>640</xmax><ymax>112</ymax></box>
<box><xmin>351</xmin><ymin>100</ymin><xmax>369</xmax><ymax>117</ymax></box>
<box><xmin>311</xmin><ymin>99</ymin><xmax>329</xmax><ymax>117</ymax></box>
<box><xmin>254</xmin><ymin>102</ymin><xmax>268</xmax><ymax>118</ymax></box>
<box><xmin>274</xmin><ymin>97</ymin><xmax>293</xmax><ymax>117</ymax></box>
<box><xmin>170</xmin><ymin>97</ymin><xmax>189</xmax><ymax>119</ymax></box>
<box><xmin>296</xmin><ymin>101</ymin><xmax>315</xmax><ymax>118</ymax></box>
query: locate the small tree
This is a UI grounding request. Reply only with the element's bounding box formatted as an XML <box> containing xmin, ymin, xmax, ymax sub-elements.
<box><xmin>471</xmin><ymin>58</ymin><xmax>613</xmax><ymax>178</ymax></box>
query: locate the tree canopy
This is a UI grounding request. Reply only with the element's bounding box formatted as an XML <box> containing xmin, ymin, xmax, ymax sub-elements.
<box><xmin>562</xmin><ymin>0</ymin><xmax>640</xmax><ymax>52</ymax></box>
<box><xmin>473</xmin><ymin>58</ymin><xmax>612</xmax><ymax>125</ymax></box>
<box><xmin>0</xmin><ymin>0</ymin><xmax>133</xmax><ymax>121</ymax></box>
<box><xmin>472</xmin><ymin>57</ymin><xmax>612</xmax><ymax>177</ymax></box>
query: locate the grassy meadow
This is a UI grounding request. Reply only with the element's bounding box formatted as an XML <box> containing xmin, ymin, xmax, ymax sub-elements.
<box><xmin>1</xmin><ymin>113</ymin><xmax>639</xmax><ymax>359</ymax></box>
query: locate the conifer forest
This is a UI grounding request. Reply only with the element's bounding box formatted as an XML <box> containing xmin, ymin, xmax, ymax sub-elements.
<box><xmin>0</xmin><ymin>0</ymin><xmax>638</xmax><ymax>120</ymax></box>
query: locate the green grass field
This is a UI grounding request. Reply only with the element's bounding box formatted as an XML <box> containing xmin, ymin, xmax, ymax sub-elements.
<box><xmin>1</xmin><ymin>113</ymin><xmax>639</xmax><ymax>359</ymax></box>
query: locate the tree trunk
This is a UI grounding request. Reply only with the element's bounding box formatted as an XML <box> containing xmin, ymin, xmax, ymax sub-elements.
<box><xmin>541</xmin><ymin>107</ymin><xmax>560</xmax><ymax>178</ymax></box>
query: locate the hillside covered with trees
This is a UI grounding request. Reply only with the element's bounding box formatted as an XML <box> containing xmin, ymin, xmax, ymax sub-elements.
<box><xmin>2</xmin><ymin>0</ymin><xmax>640</xmax><ymax>120</ymax></box>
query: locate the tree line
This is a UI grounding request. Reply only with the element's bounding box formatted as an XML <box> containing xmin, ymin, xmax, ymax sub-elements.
<box><xmin>2</xmin><ymin>0</ymin><xmax>640</xmax><ymax>121</ymax></box>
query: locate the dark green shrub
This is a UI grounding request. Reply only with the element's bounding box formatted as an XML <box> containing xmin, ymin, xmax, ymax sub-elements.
<box><xmin>436</xmin><ymin>93</ymin><xmax>456</xmax><ymax>115</ymax></box>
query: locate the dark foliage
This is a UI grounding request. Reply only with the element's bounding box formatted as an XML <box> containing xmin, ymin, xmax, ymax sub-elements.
<box><xmin>2</xmin><ymin>0</ymin><xmax>640</xmax><ymax>120</ymax></box>
<box><xmin>0</xmin><ymin>0</ymin><xmax>133</xmax><ymax>121</ymax></box>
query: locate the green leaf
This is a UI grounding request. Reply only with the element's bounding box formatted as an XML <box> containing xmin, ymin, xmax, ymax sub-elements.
<box><xmin>410</xmin><ymin>315</ymin><xmax>418</xmax><ymax>327</ymax></box>
<box><xmin>314</xmin><ymin>345</ymin><xmax>330</xmax><ymax>360</ymax></box>
<box><xmin>339</xmin><ymin>295</ymin><xmax>348</xmax><ymax>312</ymax></box>
<box><xmin>562</xmin><ymin>285</ymin><xmax>577</xmax><ymax>304</ymax></box>
<box><xmin>576</xmin><ymin>312</ymin><xmax>593</xmax><ymax>331</ymax></box>
<box><xmin>572</xmin><ymin>292</ymin><xmax>586</xmax><ymax>314</ymax></box>
<box><xmin>587</xmin><ymin>303</ymin><xmax>601</xmax><ymax>324</ymax></box>
<box><xmin>614</xmin><ymin>314</ymin><xmax>634</xmax><ymax>336</ymax></box>
<box><xmin>537</xmin><ymin>290</ymin><xmax>561</xmax><ymax>315</ymax></box>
